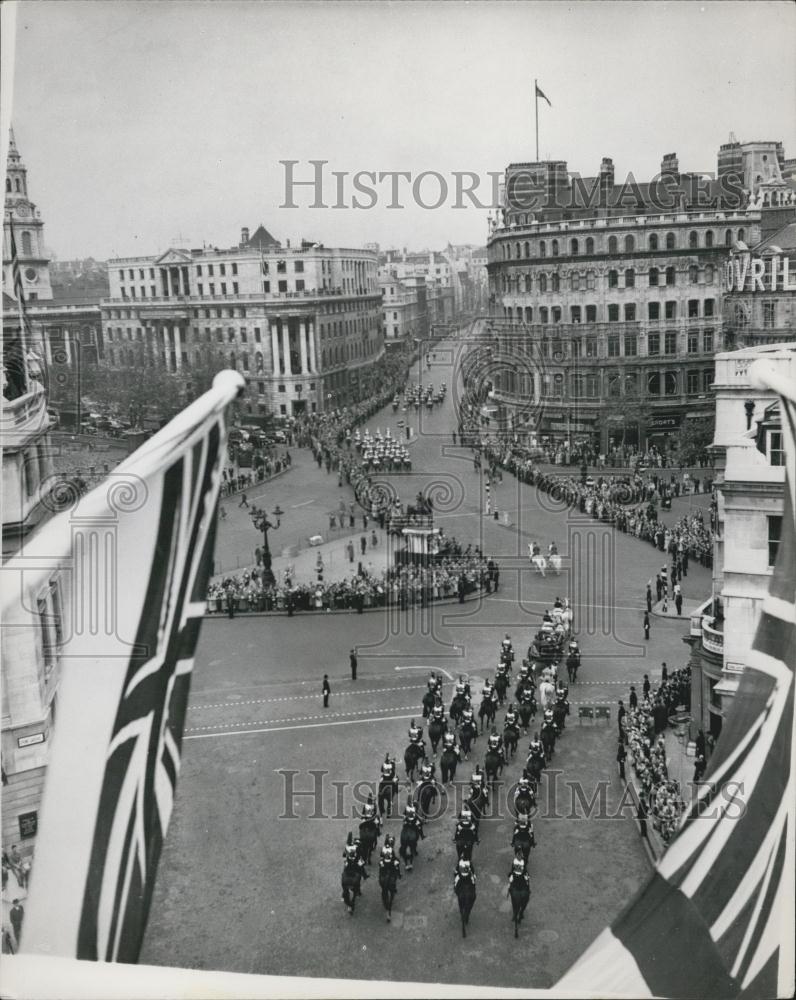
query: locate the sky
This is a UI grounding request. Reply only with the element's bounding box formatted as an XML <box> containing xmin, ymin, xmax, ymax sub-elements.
<box><xmin>5</xmin><ymin>0</ymin><xmax>796</xmax><ymax>261</ymax></box>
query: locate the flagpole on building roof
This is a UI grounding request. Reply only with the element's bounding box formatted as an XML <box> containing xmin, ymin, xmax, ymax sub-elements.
<box><xmin>534</xmin><ymin>78</ymin><xmax>539</xmax><ymax>161</ymax></box>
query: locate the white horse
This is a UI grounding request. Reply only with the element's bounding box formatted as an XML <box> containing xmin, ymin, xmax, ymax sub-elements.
<box><xmin>549</xmin><ymin>553</ymin><xmax>562</xmax><ymax>575</ymax></box>
<box><xmin>531</xmin><ymin>554</ymin><xmax>547</xmax><ymax>577</ymax></box>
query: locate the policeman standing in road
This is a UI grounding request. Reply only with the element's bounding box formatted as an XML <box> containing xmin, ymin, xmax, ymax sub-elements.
<box><xmin>350</xmin><ymin>648</ymin><xmax>358</xmax><ymax>681</ymax></box>
<box><xmin>323</xmin><ymin>674</ymin><xmax>331</xmax><ymax>708</ymax></box>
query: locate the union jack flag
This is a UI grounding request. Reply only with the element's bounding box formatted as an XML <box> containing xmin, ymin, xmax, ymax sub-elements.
<box><xmin>4</xmin><ymin>371</ymin><xmax>244</xmax><ymax>961</ymax></box>
<box><xmin>557</xmin><ymin>361</ymin><xmax>796</xmax><ymax>999</ymax></box>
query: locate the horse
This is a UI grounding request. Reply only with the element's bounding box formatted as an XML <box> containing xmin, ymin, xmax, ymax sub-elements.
<box><xmin>541</xmin><ymin>724</ymin><xmax>556</xmax><ymax>764</ymax></box>
<box><xmin>421</xmin><ymin>689</ymin><xmax>436</xmax><ymax>719</ymax></box>
<box><xmin>468</xmin><ymin>787</ymin><xmax>488</xmax><ymax>832</ymax></box>
<box><xmin>508</xmin><ymin>873</ymin><xmax>530</xmax><ymax>937</ymax></box>
<box><xmin>416</xmin><ymin>778</ymin><xmax>438</xmax><ymax>819</ymax></box>
<box><xmin>379</xmin><ymin>864</ymin><xmax>400</xmax><ymax>921</ymax></box>
<box><xmin>458</xmin><ymin>719</ymin><xmax>477</xmax><ymax>760</ymax></box>
<box><xmin>566</xmin><ymin>653</ymin><xmax>580</xmax><ymax>685</ymax></box>
<box><xmin>454</xmin><ymin>825</ymin><xmax>478</xmax><ymax>861</ymax></box>
<box><xmin>404</xmin><ymin>741</ymin><xmax>426</xmax><ymax>782</ymax></box>
<box><xmin>511</xmin><ymin>824</ymin><xmax>535</xmax><ymax>865</ymax></box>
<box><xmin>440</xmin><ymin>745</ymin><xmax>460</xmax><ymax>786</ymax></box>
<box><xmin>525</xmin><ymin>751</ymin><xmax>545</xmax><ymax>786</ymax></box>
<box><xmin>400</xmin><ymin>819</ymin><xmax>422</xmax><ymax>871</ymax></box>
<box><xmin>494</xmin><ymin>672</ymin><xmax>508</xmax><ymax>706</ymax></box>
<box><xmin>455</xmin><ymin>876</ymin><xmax>477</xmax><ymax>938</ymax></box>
<box><xmin>531</xmin><ymin>554</ymin><xmax>547</xmax><ymax>577</ymax></box>
<box><xmin>485</xmin><ymin>747</ymin><xmax>504</xmax><ymax>784</ymax></box>
<box><xmin>341</xmin><ymin>859</ymin><xmax>366</xmax><ymax>914</ymax></box>
<box><xmin>449</xmin><ymin>692</ymin><xmax>469</xmax><ymax>726</ymax></box>
<box><xmin>429</xmin><ymin>715</ymin><xmax>447</xmax><ymax>757</ymax></box>
<box><xmin>358</xmin><ymin>818</ymin><xmax>381</xmax><ymax>865</ymax></box>
<box><xmin>503</xmin><ymin>721</ymin><xmax>520</xmax><ymax>759</ymax></box>
<box><xmin>518</xmin><ymin>698</ymin><xmax>536</xmax><ymax>734</ymax></box>
<box><xmin>378</xmin><ymin>777</ymin><xmax>399</xmax><ymax>818</ymax></box>
<box><xmin>478</xmin><ymin>696</ymin><xmax>497</xmax><ymax>734</ymax></box>
<box><xmin>513</xmin><ymin>786</ymin><xmax>536</xmax><ymax>821</ymax></box>
<box><xmin>549</xmin><ymin>553</ymin><xmax>562</xmax><ymax>575</ymax></box>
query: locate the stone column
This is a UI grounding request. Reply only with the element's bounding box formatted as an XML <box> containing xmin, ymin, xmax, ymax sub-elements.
<box><xmin>299</xmin><ymin>319</ymin><xmax>309</xmax><ymax>374</ymax></box>
<box><xmin>174</xmin><ymin>326</ymin><xmax>182</xmax><ymax>370</ymax></box>
<box><xmin>282</xmin><ymin>320</ymin><xmax>292</xmax><ymax>376</ymax></box>
<box><xmin>270</xmin><ymin>321</ymin><xmax>280</xmax><ymax>374</ymax></box>
<box><xmin>308</xmin><ymin>318</ymin><xmax>317</xmax><ymax>373</ymax></box>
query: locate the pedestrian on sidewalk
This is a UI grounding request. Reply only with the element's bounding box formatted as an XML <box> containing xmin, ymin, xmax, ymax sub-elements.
<box><xmin>643</xmin><ymin>611</ymin><xmax>651</xmax><ymax>641</ymax></box>
<box><xmin>646</xmin><ymin>581</ymin><xmax>652</xmax><ymax>614</ymax></box>
<box><xmin>322</xmin><ymin>674</ymin><xmax>331</xmax><ymax>708</ymax></box>
<box><xmin>643</xmin><ymin>673</ymin><xmax>650</xmax><ymax>699</ymax></box>
<box><xmin>629</xmin><ymin>685</ymin><xmax>638</xmax><ymax>710</ymax></box>
<box><xmin>10</xmin><ymin>900</ymin><xmax>23</xmax><ymax>950</ymax></box>
<box><xmin>347</xmin><ymin>539</ymin><xmax>355</xmax><ymax>563</ymax></box>
<box><xmin>661</xmin><ymin>661</ymin><xmax>668</xmax><ymax>683</ymax></box>
<box><xmin>370</xmin><ymin>530</ymin><xmax>378</xmax><ymax>547</ymax></box>
<box><xmin>655</xmin><ymin>574</ymin><xmax>663</xmax><ymax>602</ymax></box>
<box><xmin>617</xmin><ymin>700</ymin><xmax>626</xmax><ymax>744</ymax></box>
<box><xmin>225</xmin><ymin>588</ymin><xmax>235</xmax><ymax>619</ymax></box>
<box><xmin>674</xmin><ymin>583</ymin><xmax>683</xmax><ymax>616</ymax></box>
<box><xmin>239</xmin><ymin>492</ymin><xmax>249</xmax><ymax>508</ymax></box>
<box><xmin>360</xmin><ymin>535</ymin><xmax>367</xmax><ymax>555</ymax></box>
<box><xmin>637</xmin><ymin>800</ymin><xmax>649</xmax><ymax>842</ymax></box>
<box><xmin>616</xmin><ymin>739</ymin><xmax>627</xmax><ymax>781</ymax></box>
<box><xmin>350</xmin><ymin>649</ymin><xmax>358</xmax><ymax>681</ymax></box>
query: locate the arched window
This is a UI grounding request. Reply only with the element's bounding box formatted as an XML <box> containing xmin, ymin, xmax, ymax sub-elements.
<box><xmin>570</xmin><ymin>238</ymin><xmax>579</xmax><ymax>255</ymax></box>
<box><xmin>570</xmin><ymin>272</ymin><xmax>580</xmax><ymax>291</ymax></box>
<box><xmin>506</xmin><ymin>243</ymin><xmax>512</xmax><ymax>260</ymax></box>
<box><xmin>551</xmin><ymin>273</ymin><xmax>560</xmax><ymax>292</ymax></box>
<box><xmin>515</xmin><ymin>242</ymin><xmax>521</xmax><ymax>259</ymax></box>
<box><xmin>608</xmin><ymin>269</ymin><xmax>619</xmax><ymax>288</ymax></box>
<box><xmin>665</xmin><ymin>266</ymin><xmax>676</xmax><ymax>286</ymax></box>
<box><xmin>21</xmin><ymin>232</ymin><xmax>32</xmax><ymax>255</ymax></box>
<box><xmin>551</xmin><ymin>239</ymin><xmax>559</xmax><ymax>257</ymax></box>
<box><xmin>689</xmin><ymin>264</ymin><xmax>699</xmax><ymax>284</ymax></box>
<box><xmin>539</xmin><ymin>274</ymin><xmax>548</xmax><ymax>293</ymax></box>
<box><xmin>525</xmin><ymin>274</ymin><xmax>532</xmax><ymax>292</ymax></box>
<box><xmin>255</xmin><ymin>351</ymin><xmax>263</xmax><ymax>372</ymax></box>
<box><xmin>625</xmin><ymin>268</ymin><xmax>635</xmax><ymax>288</ymax></box>
<box><xmin>4</xmin><ymin>178</ymin><xmax>10</xmax><ymax>193</ymax></box>
<box><xmin>624</xmin><ymin>235</ymin><xmax>635</xmax><ymax>253</ymax></box>
<box><xmin>648</xmin><ymin>233</ymin><xmax>659</xmax><ymax>251</ymax></box>
<box><xmin>506</xmin><ymin>307</ymin><xmax>514</xmax><ymax>322</ymax></box>
<box><xmin>539</xmin><ymin>241</ymin><xmax>546</xmax><ymax>258</ymax></box>
<box><xmin>585</xmin><ymin>237</ymin><xmax>594</xmax><ymax>254</ymax></box>
<box><xmin>725</xmin><ymin>229</ymin><xmax>733</xmax><ymax>246</ymax></box>
<box><xmin>525</xmin><ymin>307</ymin><xmax>533</xmax><ymax>323</ymax></box>
<box><xmin>689</xmin><ymin>231</ymin><xmax>699</xmax><ymax>249</ymax></box>
<box><xmin>14</xmin><ymin>178</ymin><xmax>21</xmax><ymax>192</ymax></box>
<box><xmin>649</xmin><ymin>267</ymin><xmax>659</xmax><ymax>286</ymax></box>
<box><xmin>229</xmin><ymin>351</ymin><xmax>236</xmax><ymax>369</ymax></box>
<box><xmin>552</xmin><ymin>306</ymin><xmax>562</xmax><ymax>323</ymax></box>
<box><xmin>738</xmin><ymin>228</ymin><xmax>745</xmax><ymax>243</ymax></box>
<box><xmin>704</xmin><ymin>264</ymin><xmax>714</xmax><ymax>284</ymax></box>
<box><xmin>608</xmin><ymin>235</ymin><xmax>618</xmax><ymax>254</ymax></box>
<box><xmin>666</xmin><ymin>232</ymin><xmax>676</xmax><ymax>250</ymax></box>
<box><xmin>705</xmin><ymin>230</ymin><xmax>714</xmax><ymax>248</ymax></box>
<box><xmin>539</xmin><ymin>307</ymin><xmax>549</xmax><ymax>324</ymax></box>
<box><xmin>524</xmin><ymin>241</ymin><xmax>530</xmax><ymax>258</ymax></box>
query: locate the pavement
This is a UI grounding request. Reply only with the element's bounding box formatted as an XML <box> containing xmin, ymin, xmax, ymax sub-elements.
<box><xmin>139</xmin><ymin>339</ymin><xmax>713</xmax><ymax>989</ymax></box>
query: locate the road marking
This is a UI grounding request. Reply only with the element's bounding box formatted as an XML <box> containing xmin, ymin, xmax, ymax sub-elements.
<box><xmin>186</xmin><ymin>706</ymin><xmax>420</xmax><ymax>732</ymax></box>
<box><xmin>190</xmin><ymin>684</ymin><xmax>425</xmax><ymax>711</ymax></box>
<box><xmin>184</xmin><ymin>711</ymin><xmax>420</xmax><ymax>740</ymax></box>
<box><xmin>483</xmin><ymin>596</ymin><xmax>648</xmax><ymax>612</ymax></box>
<box><xmin>395</xmin><ymin>665</ymin><xmax>454</xmax><ymax>680</ymax></box>
<box><xmin>291</xmin><ymin>498</ymin><xmax>317</xmax><ymax>508</ymax></box>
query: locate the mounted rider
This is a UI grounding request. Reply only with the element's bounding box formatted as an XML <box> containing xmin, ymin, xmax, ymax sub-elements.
<box><xmin>549</xmin><ymin>541</ymin><xmax>559</xmax><ymax>557</ymax></box>
<box><xmin>504</xmin><ymin>703</ymin><xmax>519</xmax><ymax>729</ymax></box>
<box><xmin>442</xmin><ymin>730</ymin><xmax>462</xmax><ymax>757</ymax></box>
<box><xmin>379</xmin><ymin>843</ymin><xmax>402</xmax><ymax>879</ymax></box>
<box><xmin>487</xmin><ymin>729</ymin><xmax>506</xmax><ymax>763</ymax></box>
<box><xmin>408</xmin><ymin>719</ymin><xmax>424</xmax><ymax>744</ymax></box>
<box><xmin>481</xmin><ymin>677</ymin><xmax>498</xmax><ymax>706</ymax></box>
<box><xmin>458</xmin><ymin>707</ymin><xmax>478</xmax><ymax>759</ymax></box>
<box><xmin>511</xmin><ymin>812</ymin><xmax>537</xmax><ymax>852</ymax></box>
<box><xmin>402</xmin><ymin>802</ymin><xmax>425</xmax><ymax>837</ymax></box>
<box><xmin>380</xmin><ymin>754</ymin><xmax>398</xmax><ymax>784</ymax></box>
<box><xmin>454</xmin><ymin>857</ymin><xmax>476</xmax><ymax>888</ymax></box>
<box><xmin>515</xmin><ymin>774</ymin><xmax>537</xmax><ymax>808</ymax></box>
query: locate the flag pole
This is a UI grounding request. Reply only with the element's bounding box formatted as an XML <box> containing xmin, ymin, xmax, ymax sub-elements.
<box><xmin>535</xmin><ymin>78</ymin><xmax>539</xmax><ymax>161</ymax></box>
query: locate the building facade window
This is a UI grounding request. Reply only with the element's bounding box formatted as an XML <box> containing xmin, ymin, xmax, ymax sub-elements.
<box><xmin>689</xmin><ymin>265</ymin><xmax>699</xmax><ymax>284</ymax></box>
<box><xmin>666</xmin><ymin>232</ymin><xmax>676</xmax><ymax>249</ymax></box>
<box><xmin>585</xmin><ymin>237</ymin><xmax>594</xmax><ymax>254</ymax></box>
<box><xmin>687</xmin><ymin>370</ymin><xmax>700</xmax><ymax>394</ymax></box>
<box><xmin>648</xmin><ymin>333</ymin><xmax>660</xmax><ymax>356</ymax></box>
<box><xmin>665</xmin><ymin>331</ymin><xmax>677</xmax><ymax>354</ymax></box>
<box><xmin>665</xmin><ymin>300</ymin><xmax>677</xmax><ymax>320</ymax></box>
<box><xmin>768</xmin><ymin>515</ymin><xmax>782</xmax><ymax>566</ymax></box>
<box><xmin>703</xmin><ymin>329</ymin><xmax>714</xmax><ymax>353</ymax></box>
<box><xmin>586</xmin><ymin>305</ymin><xmax>597</xmax><ymax>322</ymax></box>
<box><xmin>665</xmin><ymin>266</ymin><xmax>676</xmax><ymax>286</ymax></box>
<box><xmin>688</xmin><ymin>299</ymin><xmax>700</xmax><ymax>318</ymax></box>
<box><xmin>608</xmin><ymin>335</ymin><xmax>620</xmax><ymax>357</ymax></box>
<box><xmin>647</xmin><ymin>372</ymin><xmax>661</xmax><ymax>395</ymax></box>
<box><xmin>570</xmin><ymin>305</ymin><xmax>581</xmax><ymax>323</ymax></box>
<box><xmin>763</xmin><ymin>301</ymin><xmax>776</xmax><ymax>328</ymax></box>
<box><xmin>608</xmin><ymin>269</ymin><xmax>618</xmax><ymax>288</ymax></box>
<box><xmin>649</xmin><ymin>234</ymin><xmax>659</xmax><ymax>251</ymax></box>
<box><xmin>625</xmin><ymin>268</ymin><xmax>635</xmax><ymax>288</ymax></box>
<box><xmin>688</xmin><ymin>330</ymin><xmax>699</xmax><ymax>354</ymax></box>
<box><xmin>648</xmin><ymin>301</ymin><xmax>660</xmax><ymax>321</ymax></box>
<box><xmin>624</xmin><ymin>304</ymin><xmax>636</xmax><ymax>321</ymax></box>
<box><xmin>649</xmin><ymin>267</ymin><xmax>659</xmax><ymax>286</ymax></box>
<box><xmin>608</xmin><ymin>304</ymin><xmax>619</xmax><ymax>322</ymax></box>
<box><xmin>768</xmin><ymin>432</ymin><xmax>785</xmax><ymax>466</ymax></box>
<box><xmin>624</xmin><ymin>334</ymin><xmax>638</xmax><ymax>356</ymax></box>
<box><xmin>664</xmin><ymin>371</ymin><xmax>678</xmax><ymax>395</ymax></box>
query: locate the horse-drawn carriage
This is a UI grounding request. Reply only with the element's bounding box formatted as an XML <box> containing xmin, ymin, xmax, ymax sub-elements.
<box><xmin>529</xmin><ymin>628</ymin><xmax>565</xmax><ymax>663</ymax></box>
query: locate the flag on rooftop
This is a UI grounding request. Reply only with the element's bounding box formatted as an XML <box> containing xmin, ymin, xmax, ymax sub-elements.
<box><xmin>556</xmin><ymin>362</ymin><xmax>796</xmax><ymax>999</ymax></box>
<box><xmin>1</xmin><ymin>370</ymin><xmax>244</xmax><ymax>962</ymax></box>
<box><xmin>535</xmin><ymin>83</ymin><xmax>552</xmax><ymax>107</ymax></box>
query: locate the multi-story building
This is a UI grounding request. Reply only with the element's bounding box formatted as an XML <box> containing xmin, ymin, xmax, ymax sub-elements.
<box><xmin>100</xmin><ymin>227</ymin><xmax>384</xmax><ymax>417</ymax></box>
<box><xmin>686</xmin><ymin>341</ymin><xmax>795</xmax><ymax>740</ymax></box>
<box><xmin>486</xmin><ymin>140</ymin><xmax>796</xmax><ymax>453</ymax></box>
<box><xmin>379</xmin><ymin>267</ymin><xmax>428</xmax><ymax>349</ymax></box>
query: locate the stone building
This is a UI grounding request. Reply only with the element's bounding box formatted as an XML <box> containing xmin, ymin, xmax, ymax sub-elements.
<box><xmin>485</xmin><ymin>139</ymin><xmax>796</xmax><ymax>454</ymax></box>
<box><xmin>100</xmin><ymin>228</ymin><xmax>384</xmax><ymax>417</ymax></box>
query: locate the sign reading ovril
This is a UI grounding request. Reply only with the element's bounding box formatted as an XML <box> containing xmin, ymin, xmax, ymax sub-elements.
<box><xmin>724</xmin><ymin>252</ymin><xmax>796</xmax><ymax>293</ymax></box>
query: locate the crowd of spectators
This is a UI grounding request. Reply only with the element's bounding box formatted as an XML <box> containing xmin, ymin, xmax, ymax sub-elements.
<box><xmin>206</xmin><ymin>537</ymin><xmax>490</xmax><ymax>615</ymax></box>
<box><xmin>621</xmin><ymin>665</ymin><xmax>692</xmax><ymax>845</ymax></box>
<box><xmin>220</xmin><ymin>452</ymin><xmax>292</xmax><ymax>497</ymax></box>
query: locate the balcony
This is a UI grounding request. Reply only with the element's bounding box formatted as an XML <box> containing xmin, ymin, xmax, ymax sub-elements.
<box><xmin>690</xmin><ymin>597</ymin><xmax>713</xmax><ymax>638</ymax></box>
<box><xmin>702</xmin><ymin>616</ymin><xmax>724</xmax><ymax>657</ymax></box>
<box><xmin>0</xmin><ymin>381</ymin><xmax>50</xmax><ymax>446</ymax></box>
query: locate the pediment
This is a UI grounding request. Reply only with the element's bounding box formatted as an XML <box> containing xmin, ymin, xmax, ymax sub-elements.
<box><xmin>155</xmin><ymin>248</ymin><xmax>193</xmax><ymax>266</ymax></box>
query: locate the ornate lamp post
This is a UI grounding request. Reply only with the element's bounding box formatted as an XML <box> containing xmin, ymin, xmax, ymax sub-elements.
<box><xmin>250</xmin><ymin>503</ymin><xmax>284</xmax><ymax>586</ymax></box>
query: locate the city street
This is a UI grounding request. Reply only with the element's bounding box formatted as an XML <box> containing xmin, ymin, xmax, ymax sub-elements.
<box><xmin>139</xmin><ymin>341</ymin><xmax>712</xmax><ymax>986</ymax></box>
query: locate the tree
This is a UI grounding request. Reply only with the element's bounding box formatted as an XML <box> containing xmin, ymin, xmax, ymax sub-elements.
<box><xmin>602</xmin><ymin>383</ymin><xmax>651</xmax><ymax>448</ymax></box>
<box><xmin>674</xmin><ymin>414</ymin><xmax>715</xmax><ymax>466</ymax></box>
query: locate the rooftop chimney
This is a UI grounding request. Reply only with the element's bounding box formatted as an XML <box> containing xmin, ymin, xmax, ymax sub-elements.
<box><xmin>661</xmin><ymin>153</ymin><xmax>680</xmax><ymax>178</ymax></box>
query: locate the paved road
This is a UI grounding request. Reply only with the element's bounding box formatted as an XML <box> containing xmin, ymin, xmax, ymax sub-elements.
<box><xmin>140</xmin><ymin>340</ymin><xmax>711</xmax><ymax>987</ymax></box>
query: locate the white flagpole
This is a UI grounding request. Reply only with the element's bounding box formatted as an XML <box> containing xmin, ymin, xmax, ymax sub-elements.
<box><xmin>535</xmin><ymin>78</ymin><xmax>539</xmax><ymax>161</ymax></box>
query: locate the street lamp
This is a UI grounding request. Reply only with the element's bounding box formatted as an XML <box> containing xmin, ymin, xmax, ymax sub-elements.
<box><xmin>250</xmin><ymin>503</ymin><xmax>284</xmax><ymax>586</ymax></box>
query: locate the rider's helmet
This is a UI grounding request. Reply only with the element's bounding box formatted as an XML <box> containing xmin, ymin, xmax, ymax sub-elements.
<box><xmin>421</xmin><ymin>763</ymin><xmax>433</xmax><ymax>781</ymax></box>
<box><xmin>345</xmin><ymin>843</ymin><xmax>358</xmax><ymax>860</ymax></box>
<box><xmin>458</xmin><ymin>859</ymin><xmax>472</xmax><ymax>875</ymax></box>
<box><xmin>380</xmin><ymin>844</ymin><xmax>393</xmax><ymax>859</ymax></box>
<box><xmin>483</xmin><ymin>677</ymin><xmax>492</xmax><ymax>688</ymax></box>
<box><xmin>381</xmin><ymin>757</ymin><xmax>394</xmax><ymax>777</ymax></box>
<box><xmin>488</xmin><ymin>733</ymin><xmax>500</xmax><ymax>750</ymax></box>
<box><xmin>432</xmin><ymin>704</ymin><xmax>443</xmax><ymax>718</ymax></box>
<box><xmin>363</xmin><ymin>799</ymin><xmax>375</xmax><ymax>819</ymax></box>
<box><xmin>460</xmin><ymin>805</ymin><xmax>472</xmax><ymax>824</ymax></box>
<box><xmin>384</xmin><ymin>833</ymin><xmax>396</xmax><ymax>849</ymax></box>
<box><xmin>463</xmin><ymin>708</ymin><xmax>474</xmax><ymax>722</ymax></box>
<box><xmin>519</xmin><ymin>662</ymin><xmax>529</xmax><ymax>677</ymax></box>
<box><xmin>443</xmin><ymin>732</ymin><xmax>455</xmax><ymax>747</ymax></box>
<box><xmin>456</xmin><ymin>680</ymin><xmax>465</xmax><ymax>694</ymax></box>
<box><xmin>544</xmin><ymin>709</ymin><xmax>554</xmax><ymax>722</ymax></box>
<box><xmin>503</xmin><ymin>633</ymin><xmax>511</xmax><ymax>646</ymax></box>
<box><xmin>512</xmin><ymin>857</ymin><xmax>526</xmax><ymax>874</ymax></box>
<box><xmin>518</xmin><ymin>775</ymin><xmax>529</xmax><ymax>789</ymax></box>
<box><xmin>405</xmin><ymin>802</ymin><xmax>417</xmax><ymax>819</ymax></box>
